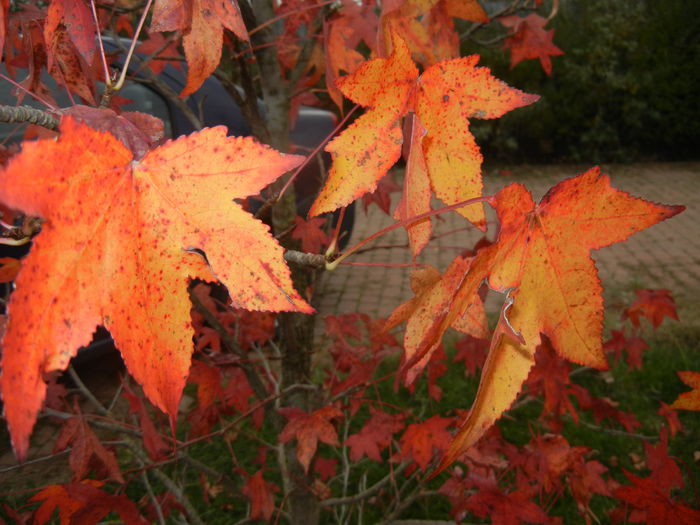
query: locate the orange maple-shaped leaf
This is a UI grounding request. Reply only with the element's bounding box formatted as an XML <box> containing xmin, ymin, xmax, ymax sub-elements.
<box><xmin>381</xmin><ymin>0</ymin><xmax>488</xmax><ymax>68</ymax></box>
<box><xmin>670</xmin><ymin>371</ymin><xmax>700</xmax><ymax>411</ymax></box>
<box><xmin>425</xmin><ymin>167</ymin><xmax>683</xmax><ymax>472</ymax></box>
<box><xmin>311</xmin><ymin>32</ymin><xmax>537</xmax><ymax>241</ymax></box>
<box><xmin>385</xmin><ymin>255</ymin><xmax>488</xmax><ymax>384</ymax></box>
<box><xmin>0</xmin><ymin>118</ymin><xmax>310</xmax><ymax>460</ymax></box>
<box><xmin>151</xmin><ymin>0</ymin><xmax>248</xmax><ymax>97</ymax></box>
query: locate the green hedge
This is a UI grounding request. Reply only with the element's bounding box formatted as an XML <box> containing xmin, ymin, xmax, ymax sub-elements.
<box><xmin>467</xmin><ymin>0</ymin><xmax>700</xmax><ymax>163</ymax></box>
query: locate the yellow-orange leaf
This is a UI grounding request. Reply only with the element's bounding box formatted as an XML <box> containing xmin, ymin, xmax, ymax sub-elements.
<box><xmin>0</xmin><ymin>118</ymin><xmax>310</xmax><ymax>460</ymax></box>
<box><xmin>670</xmin><ymin>371</ymin><xmax>700</xmax><ymax>411</ymax></box>
<box><xmin>394</xmin><ymin>113</ymin><xmax>431</xmax><ymax>254</ymax></box>
<box><xmin>417</xmin><ymin>55</ymin><xmax>538</xmax><ymax>228</ymax></box>
<box><xmin>311</xmin><ymin>32</ymin><xmax>538</xmax><ymax>257</ymax></box>
<box><xmin>310</xmin><ymin>33</ymin><xmax>418</xmax><ymax>216</ymax></box>
<box><xmin>386</xmin><ymin>256</ymin><xmax>487</xmax><ymax>384</ymax></box>
<box><xmin>152</xmin><ymin>0</ymin><xmax>248</xmax><ymax>97</ymax></box>
<box><xmin>419</xmin><ymin>167</ymin><xmax>683</xmax><ymax>472</ymax></box>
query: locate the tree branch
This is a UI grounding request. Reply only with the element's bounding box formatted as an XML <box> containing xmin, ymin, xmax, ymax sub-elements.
<box><xmin>320</xmin><ymin>462</ymin><xmax>410</xmax><ymax>507</ymax></box>
<box><xmin>0</xmin><ymin>105</ymin><xmax>59</xmax><ymax>130</ymax></box>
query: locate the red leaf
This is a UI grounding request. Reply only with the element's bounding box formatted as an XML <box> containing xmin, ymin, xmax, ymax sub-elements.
<box><xmin>345</xmin><ymin>407</ymin><xmax>406</xmax><ymax>462</ymax></box>
<box><xmin>363</xmin><ymin>172</ymin><xmax>401</xmax><ymax>216</ymax></box>
<box><xmin>398</xmin><ymin>415</ymin><xmax>454</xmax><ymax>471</ymax></box>
<box><xmin>61</xmin><ymin>105</ymin><xmax>165</xmax><ymax>159</ymax></box>
<box><xmin>0</xmin><ymin>118</ymin><xmax>310</xmax><ymax>460</ymax></box>
<box><xmin>613</xmin><ymin>471</ymin><xmax>700</xmax><ymax>525</ymax></box>
<box><xmin>44</xmin><ymin>0</ymin><xmax>97</xmax><ymax>65</ymax></box>
<box><xmin>152</xmin><ymin>0</ymin><xmax>248</xmax><ymax>96</ymax></box>
<box><xmin>314</xmin><ymin>456</ymin><xmax>338</xmax><ymax>481</ymax></box>
<box><xmin>644</xmin><ymin>428</ymin><xmax>684</xmax><ymax>494</ymax></box>
<box><xmin>242</xmin><ymin>470</ymin><xmax>278</xmax><ymax>522</ymax></box>
<box><xmin>658</xmin><ymin>401</ymin><xmax>685</xmax><ymax>437</ymax></box>
<box><xmin>385</xmin><ymin>257</ymin><xmax>488</xmax><ymax>384</ymax></box>
<box><xmin>53</xmin><ymin>410</ymin><xmax>124</xmax><ymax>484</ymax></box>
<box><xmin>292</xmin><ymin>216</ymin><xmax>330</xmax><ymax>254</ymax></box>
<box><xmin>29</xmin><ymin>482</ymin><xmax>98</xmax><ymax>525</ymax></box>
<box><xmin>136</xmin><ymin>32</ymin><xmax>183</xmax><ymax>74</ymax></box>
<box><xmin>122</xmin><ymin>381</ymin><xmax>170</xmax><ymax>460</ymax></box>
<box><xmin>622</xmin><ymin>288</ymin><xmax>679</xmax><ymax>329</ymax></box>
<box><xmin>310</xmin><ymin>30</ymin><xmax>538</xmax><ymax>231</ymax></box>
<box><xmin>64</xmin><ymin>482</ymin><xmax>147</xmax><ymax>525</ymax></box>
<box><xmin>453</xmin><ymin>335</ymin><xmax>489</xmax><ymax>376</ymax></box>
<box><xmin>500</xmin><ymin>13</ymin><xmax>564</xmax><ymax>75</ymax></box>
<box><xmin>0</xmin><ymin>256</ymin><xmax>21</xmax><ymax>282</ymax></box>
<box><xmin>465</xmin><ymin>486</ymin><xmax>550</xmax><ymax>525</ymax></box>
<box><xmin>279</xmin><ymin>405</ymin><xmax>343</xmax><ymax>472</ymax></box>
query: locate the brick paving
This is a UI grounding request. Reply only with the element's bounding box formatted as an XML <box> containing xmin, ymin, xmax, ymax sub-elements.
<box><xmin>315</xmin><ymin>162</ymin><xmax>700</xmax><ymax>324</ymax></box>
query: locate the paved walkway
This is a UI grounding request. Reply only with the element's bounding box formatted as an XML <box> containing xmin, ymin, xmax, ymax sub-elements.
<box><xmin>316</xmin><ymin>162</ymin><xmax>700</xmax><ymax>325</ymax></box>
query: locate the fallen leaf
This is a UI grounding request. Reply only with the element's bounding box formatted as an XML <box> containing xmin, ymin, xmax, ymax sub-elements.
<box><xmin>613</xmin><ymin>471</ymin><xmax>700</xmax><ymax>525</ymax></box>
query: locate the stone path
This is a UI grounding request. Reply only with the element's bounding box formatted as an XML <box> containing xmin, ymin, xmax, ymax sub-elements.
<box><xmin>315</xmin><ymin>162</ymin><xmax>700</xmax><ymax>324</ymax></box>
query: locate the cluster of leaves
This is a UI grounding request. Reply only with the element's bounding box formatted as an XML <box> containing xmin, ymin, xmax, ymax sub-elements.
<box><xmin>3</xmin><ymin>293</ymin><xmax>698</xmax><ymax>523</ymax></box>
<box><xmin>0</xmin><ymin>0</ymin><xmax>698</xmax><ymax>523</ymax></box>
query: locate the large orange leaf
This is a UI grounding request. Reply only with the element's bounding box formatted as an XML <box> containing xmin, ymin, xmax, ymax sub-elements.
<box><xmin>413</xmin><ymin>167</ymin><xmax>683</xmax><ymax>471</ymax></box>
<box><xmin>0</xmin><ymin>118</ymin><xmax>310</xmax><ymax>460</ymax></box>
<box><xmin>310</xmin><ymin>32</ymin><xmax>537</xmax><ymax>250</ymax></box>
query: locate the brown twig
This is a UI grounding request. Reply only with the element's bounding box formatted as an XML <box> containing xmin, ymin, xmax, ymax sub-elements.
<box><xmin>0</xmin><ymin>105</ymin><xmax>59</xmax><ymax>130</ymax></box>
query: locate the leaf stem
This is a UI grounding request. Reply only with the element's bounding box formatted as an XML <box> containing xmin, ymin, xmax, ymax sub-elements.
<box><xmin>111</xmin><ymin>0</ymin><xmax>154</xmax><ymax>93</ymax></box>
<box><xmin>327</xmin><ymin>195</ymin><xmax>492</xmax><ymax>270</ymax></box>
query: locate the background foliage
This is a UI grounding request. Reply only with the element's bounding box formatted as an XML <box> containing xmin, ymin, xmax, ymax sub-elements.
<box><xmin>471</xmin><ymin>0</ymin><xmax>700</xmax><ymax>163</ymax></box>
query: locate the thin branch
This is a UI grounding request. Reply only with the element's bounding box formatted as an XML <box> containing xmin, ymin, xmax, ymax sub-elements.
<box><xmin>284</xmin><ymin>249</ymin><xmax>326</xmax><ymax>269</ymax></box>
<box><xmin>141</xmin><ymin>470</ymin><xmax>167</xmax><ymax>525</ymax></box>
<box><xmin>0</xmin><ymin>105</ymin><xmax>59</xmax><ymax>130</ymax></box>
<box><xmin>112</xmin><ymin>0</ymin><xmax>154</xmax><ymax>92</ymax></box>
<box><xmin>321</xmin><ymin>462</ymin><xmax>410</xmax><ymax>507</ymax></box>
<box><xmin>0</xmin><ymin>449</ymin><xmax>69</xmax><ymax>474</ymax></box>
<box><xmin>125</xmin><ymin>440</ymin><xmax>206</xmax><ymax>525</ymax></box>
<box><xmin>67</xmin><ymin>364</ymin><xmax>109</xmax><ymax>416</ymax></box>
